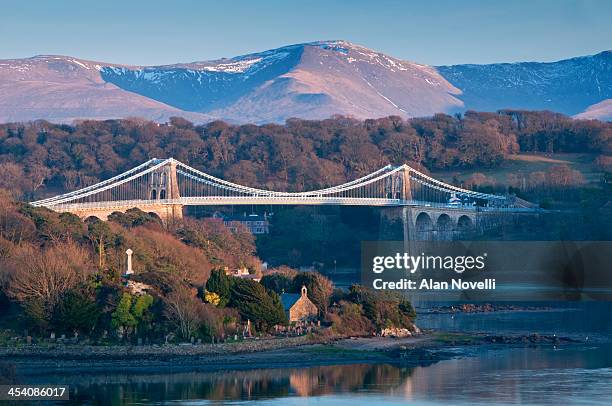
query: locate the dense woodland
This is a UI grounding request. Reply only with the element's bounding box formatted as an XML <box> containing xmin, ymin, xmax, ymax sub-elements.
<box><xmin>0</xmin><ymin>193</ymin><xmax>415</xmax><ymax>342</ymax></box>
<box><xmin>0</xmin><ymin>110</ymin><xmax>610</xmax><ymax>200</ymax></box>
<box><xmin>0</xmin><ymin>111</ymin><xmax>609</xmax><ymax>343</ymax></box>
<box><xmin>0</xmin><ymin>110</ymin><xmax>609</xmax><ymax>267</ymax></box>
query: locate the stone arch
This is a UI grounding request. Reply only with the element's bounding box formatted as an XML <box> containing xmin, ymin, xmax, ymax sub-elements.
<box><xmin>436</xmin><ymin>213</ymin><xmax>454</xmax><ymax>240</ymax></box>
<box><xmin>457</xmin><ymin>215</ymin><xmax>475</xmax><ymax>231</ymax></box>
<box><xmin>415</xmin><ymin>212</ymin><xmax>434</xmax><ymax>232</ymax></box>
<box><xmin>436</xmin><ymin>213</ymin><xmax>453</xmax><ymax>232</ymax></box>
<box><xmin>146</xmin><ymin>211</ymin><xmax>163</xmax><ymax>223</ymax></box>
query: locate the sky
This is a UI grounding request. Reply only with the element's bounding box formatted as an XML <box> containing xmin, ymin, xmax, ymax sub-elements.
<box><xmin>1</xmin><ymin>0</ymin><xmax>611</xmax><ymax>66</ymax></box>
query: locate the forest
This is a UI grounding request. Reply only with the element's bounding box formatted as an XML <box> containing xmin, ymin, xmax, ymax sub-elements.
<box><xmin>0</xmin><ymin>111</ymin><xmax>609</xmax><ymax>342</ymax></box>
<box><xmin>0</xmin><ymin>110</ymin><xmax>608</xmax><ymax>268</ymax></box>
<box><xmin>0</xmin><ymin>110</ymin><xmax>609</xmax><ymax>200</ymax></box>
<box><xmin>0</xmin><ymin>192</ymin><xmax>416</xmax><ymax>343</ymax></box>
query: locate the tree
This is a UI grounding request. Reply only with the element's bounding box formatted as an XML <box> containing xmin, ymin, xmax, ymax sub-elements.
<box><xmin>86</xmin><ymin>218</ymin><xmax>113</xmax><ymax>268</ymax></box>
<box><xmin>465</xmin><ymin>173</ymin><xmax>496</xmax><ymax>190</ymax></box>
<box><xmin>22</xmin><ymin>298</ymin><xmax>50</xmax><ymax>332</ymax></box>
<box><xmin>260</xmin><ymin>273</ymin><xmax>293</xmax><ymax>294</ymax></box>
<box><xmin>108</xmin><ymin>208</ymin><xmax>162</xmax><ymax>228</ymax></box>
<box><xmin>347</xmin><ymin>285</ymin><xmax>416</xmax><ymax>330</ymax></box>
<box><xmin>5</xmin><ymin>241</ymin><xmax>93</xmax><ymax>326</ymax></box>
<box><xmin>130</xmin><ymin>226</ymin><xmax>213</xmax><ymax>286</ymax></box>
<box><xmin>0</xmin><ymin>191</ymin><xmax>36</xmax><ymax>244</ymax></box>
<box><xmin>111</xmin><ymin>293</ymin><xmax>137</xmax><ymax>336</ymax></box>
<box><xmin>164</xmin><ymin>287</ymin><xmax>201</xmax><ymax>340</ymax></box>
<box><xmin>0</xmin><ymin>163</ymin><xmax>29</xmax><ymax>197</ymax></box>
<box><xmin>131</xmin><ymin>294</ymin><xmax>154</xmax><ymax>322</ymax></box>
<box><xmin>177</xmin><ymin>218</ymin><xmax>258</xmax><ymax>271</ymax></box>
<box><xmin>229</xmin><ymin>278</ymin><xmax>287</xmax><ymax>331</ymax></box>
<box><xmin>55</xmin><ymin>289</ymin><xmax>99</xmax><ymax>335</ymax></box>
<box><xmin>205</xmin><ymin>269</ymin><xmax>232</xmax><ymax>307</ymax></box>
<box><xmin>327</xmin><ymin>301</ymin><xmax>373</xmax><ymax>336</ymax></box>
<box><xmin>203</xmin><ymin>290</ymin><xmax>221</xmax><ymax>306</ymax></box>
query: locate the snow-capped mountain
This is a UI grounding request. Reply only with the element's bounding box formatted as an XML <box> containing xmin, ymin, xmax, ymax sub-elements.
<box><xmin>98</xmin><ymin>40</ymin><xmax>463</xmax><ymax>122</ymax></box>
<box><xmin>0</xmin><ymin>41</ymin><xmax>610</xmax><ymax>123</ymax></box>
<box><xmin>437</xmin><ymin>50</ymin><xmax>612</xmax><ymax>118</ymax></box>
<box><xmin>0</xmin><ymin>55</ymin><xmax>211</xmax><ymax>123</ymax></box>
<box><xmin>99</xmin><ymin>46</ymin><xmax>303</xmax><ymax>113</ymax></box>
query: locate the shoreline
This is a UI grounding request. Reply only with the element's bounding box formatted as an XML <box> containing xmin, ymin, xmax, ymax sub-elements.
<box><xmin>0</xmin><ymin>332</ymin><xmax>583</xmax><ymax>377</ymax></box>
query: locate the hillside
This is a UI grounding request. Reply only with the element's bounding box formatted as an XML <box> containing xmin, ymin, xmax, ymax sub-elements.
<box><xmin>0</xmin><ymin>56</ymin><xmax>211</xmax><ymax>123</ymax></box>
<box><xmin>99</xmin><ymin>41</ymin><xmax>464</xmax><ymax>123</ymax></box>
<box><xmin>1</xmin><ymin>112</ymin><xmax>608</xmax><ymax>203</ymax></box>
<box><xmin>438</xmin><ymin>51</ymin><xmax>612</xmax><ymax>117</ymax></box>
<box><xmin>575</xmin><ymin>99</ymin><xmax>612</xmax><ymax>121</ymax></box>
<box><xmin>0</xmin><ymin>42</ymin><xmax>610</xmax><ymax>123</ymax></box>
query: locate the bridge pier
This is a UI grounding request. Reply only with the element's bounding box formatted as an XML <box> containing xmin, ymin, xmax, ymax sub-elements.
<box><xmin>63</xmin><ymin>203</ymin><xmax>184</xmax><ymax>224</ymax></box>
<box><xmin>380</xmin><ymin>206</ymin><xmax>487</xmax><ymax>243</ymax></box>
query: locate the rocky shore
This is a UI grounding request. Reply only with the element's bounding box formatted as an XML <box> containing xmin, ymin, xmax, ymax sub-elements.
<box><xmin>0</xmin><ymin>331</ymin><xmax>584</xmax><ymax>379</ymax></box>
<box><xmin>0</xmin><ymin>335</ymin><xmax>316</xmax><ymax>360</ymax></box>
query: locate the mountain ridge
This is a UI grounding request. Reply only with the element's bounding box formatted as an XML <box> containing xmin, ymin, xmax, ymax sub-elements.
<box><xmin>0</xmin><ymin>41</ymin><xmax>610</xmax><ymax>123</ymax></box>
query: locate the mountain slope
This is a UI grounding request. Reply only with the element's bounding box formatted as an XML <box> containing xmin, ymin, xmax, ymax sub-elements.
<box><xmin>0</xmin><ymin>56</ymin><xmax>211</xmax><ymax>123</ymax></box>
<box><xmin>437</xmin><ymin>51</ymin><xmax>612</xmax><ymax>116</ymax></box>
<box><xmin>100</xmin><ymin>41</ymin><xmax>464</xmax><ymax>123</ymax></box>
<box><xmin>574</xmin><ymin>99</ymin><xmax>612</xmax><ymax>121</ymax></box>
<box><xmin>0</xmin><ymin>42</ymin><xmax>610</xmax><ymax>123</ymax></box>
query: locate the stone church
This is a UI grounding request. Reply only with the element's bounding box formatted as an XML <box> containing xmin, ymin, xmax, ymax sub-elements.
<box><xmin>281</xmin><ymin>285</ymin><xmax>318</xmax><ymax>322</ymax></box>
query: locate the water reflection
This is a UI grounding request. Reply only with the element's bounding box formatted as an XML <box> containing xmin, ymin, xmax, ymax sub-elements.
<box><xmin>39</xmin><ymin>344</ymin><xmax>611</xmax><ymax>405</ymax></box>
<box><xmin>29</xmin><ymin>301</ymin><xmax>612</xmax><ymax>404</ymax></box>
<box><xmin>59</xmin><ymin>364</ymin><xmax>409</xmax><ymax>404</ymax></box>
<box><xmin>417</xmin><ymin>301</ymin><xmax>612</xmax><ymax>340</ymax></box>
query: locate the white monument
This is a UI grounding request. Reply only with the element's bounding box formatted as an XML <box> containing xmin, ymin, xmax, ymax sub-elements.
<box><xmin>125</xmin><ymin>248</ymin><xmax>134</xmax><ymax>275</ymax></box>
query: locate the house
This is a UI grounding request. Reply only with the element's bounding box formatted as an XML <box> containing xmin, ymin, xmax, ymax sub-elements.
<box><xmin>280</xmin><ymin>285</ymin><xmax>318</xmax><ymax>322</ymax></box>
<box><xmin>224</xmin><ymin>266</ymin><xmax>261</xmax><ymax>282</ymax></box>
<box><xmin>212</xmin><ymin>212</ymin><xmax>270</xmax><ymax>234</ymax></box>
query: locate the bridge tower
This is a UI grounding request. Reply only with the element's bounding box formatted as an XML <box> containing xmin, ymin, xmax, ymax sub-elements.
<box><xmin>387</xmin><ymin>165</ymin><xmax>412</xmax><ymax>201</ymax></box>
<box><xmin>148</xmin><ymin>158</ymin><xmax>183</xmax><ymax>223</ymax></box>
<box><xmin>149</xmin><ymin>159</ymin><xmax>180</xmax><ymax>201</ymax></box>
<box><xmin>398</xmin><ymin>165</ymin><xmax>412</xmax><ymax>202</ymax></box>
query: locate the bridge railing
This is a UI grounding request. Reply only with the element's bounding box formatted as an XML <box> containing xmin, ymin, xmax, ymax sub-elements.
<box><xmin>32</xmin><ymin>158</ymin><xmax>535</xmax><ymax>211</ymax></box>
<box><xmin>43</xmin><ymin>196</ymin><xmax>541</xmax><ymax>213</ymax></box>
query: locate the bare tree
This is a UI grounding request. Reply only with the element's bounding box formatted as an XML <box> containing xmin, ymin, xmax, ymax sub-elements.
<box><xmin>25</xmin><ymin>164</ymin><xmax>51</xmax><ymax>193</ymax></box>
<box><xmin>4</xmin><ymin>241</ymin><xmax>94</xmax><ymax>313</ymax></box>
<box><xmin>163</xmin><ymin>286</ymin><xmax>202</xmax><ymax>339</ymax></box>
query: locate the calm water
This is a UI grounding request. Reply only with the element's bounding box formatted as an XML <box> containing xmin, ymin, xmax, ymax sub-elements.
<box><xmin>27</xmin><ymin>302</ymin><xmax>612</xmax><ymax>405</ymax></box>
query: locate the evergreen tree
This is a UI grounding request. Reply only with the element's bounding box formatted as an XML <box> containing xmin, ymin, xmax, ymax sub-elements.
<box><xmin>260</xmin><ymin>273</ymin><xmax>292</xmax><ymax>294</ymax></box>
<box><xmin>229</xmin><ymin>278</ymin><xmax>286</xmax><ymax>331</ymax></box>
<box><xmin>205</xmin><ymin>269</ymin><xmax>232</xmax><ymax>307</ymax></box>
<box><xmin>130</xmin><ymin>294</ymin><xmax>154</xmax><ymax>336</ymax></box>
<box><xmin>111</xmin><ymin>293</ymin><xmax>136</xmax><ymax>335</ymax></box>
<box><xmin>55</xmin><ymin>290</ymin><xmax>99</xmax><ymax>335</ymax></box>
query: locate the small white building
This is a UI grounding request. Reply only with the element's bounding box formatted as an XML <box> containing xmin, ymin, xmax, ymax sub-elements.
<box><xmin>213</xmin><ymin>212</ymin><xmax>270</xmax><ymax>234</ymax></box>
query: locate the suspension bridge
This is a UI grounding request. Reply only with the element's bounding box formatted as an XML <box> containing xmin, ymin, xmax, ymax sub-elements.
<box><xmin>30</xmin><ymin>158</ymin><xmax>535</xmax><ymax>225</ymax></box>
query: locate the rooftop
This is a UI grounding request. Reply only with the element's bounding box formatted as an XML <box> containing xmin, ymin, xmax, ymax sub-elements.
<box><xmin>280</xmin><ymin>293</ymin><xmax>301</xmax><ymax>310</ymax></box>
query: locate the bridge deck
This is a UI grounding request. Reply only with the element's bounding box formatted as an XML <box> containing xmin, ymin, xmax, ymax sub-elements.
<box><xmin>31</xmin><ymin>158</ymin><xmax>537</xmax><ymax>214</ymax></box>
<box><xmin>46</xmin><ymin>197</ymin><xmax>538</xmax><ymax>213</ymax></box>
